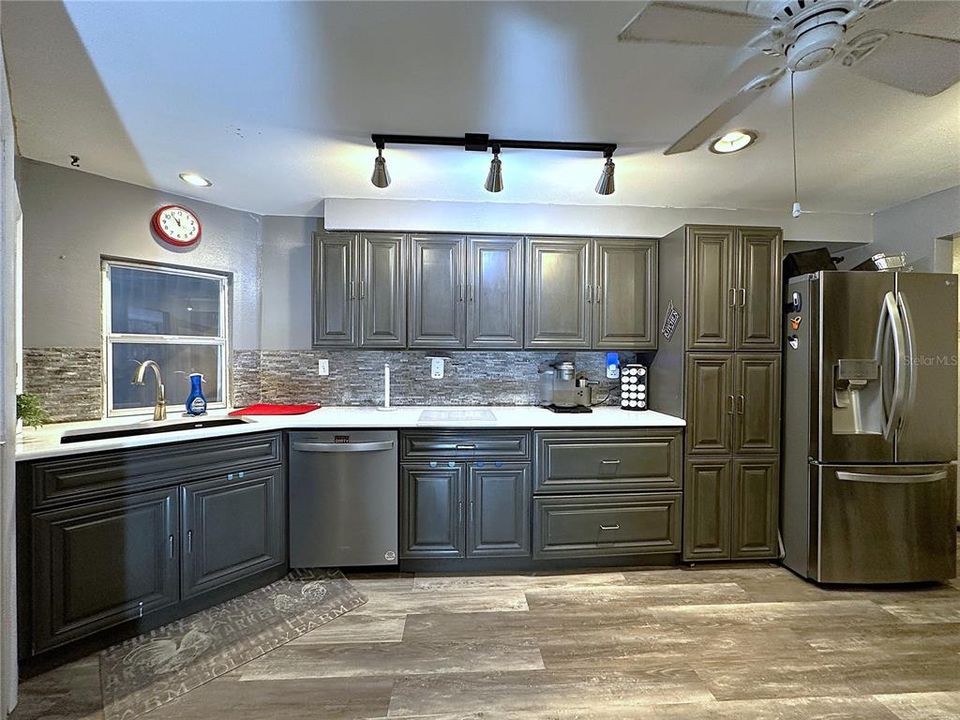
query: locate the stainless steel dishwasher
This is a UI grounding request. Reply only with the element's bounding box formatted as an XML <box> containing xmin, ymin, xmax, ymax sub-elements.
<box><xmin>288</xmin><ymin>430</ymin><xmax>398</xmax><ymax>567</ymax></box>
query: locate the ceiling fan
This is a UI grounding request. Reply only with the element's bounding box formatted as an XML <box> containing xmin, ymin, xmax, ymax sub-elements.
<box><xmin>618</xmin><ymin>0</ymin><xmax>960</xmax><ymax>154</ymax></box>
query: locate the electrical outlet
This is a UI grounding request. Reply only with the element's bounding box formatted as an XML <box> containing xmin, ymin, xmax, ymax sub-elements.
<box><xmin>318</xmin><ymin>359</ymin><xmax>329</xmax><ymax>376</ymax></box>
<box><xmin>431</xmin><ymin>357</ymin><xmax>444</xmax><ymax>379</ymax></box>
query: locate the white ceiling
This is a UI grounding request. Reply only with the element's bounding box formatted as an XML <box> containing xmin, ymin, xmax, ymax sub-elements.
<box><xmin>3</xmin><ymin>1</ymin><xmax>959</xmax><ymax>217</ymax></box>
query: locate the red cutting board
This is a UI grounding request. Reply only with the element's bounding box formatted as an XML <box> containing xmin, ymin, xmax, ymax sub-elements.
<box><xmin>229</xmin><ymin>403</ymin><xmax>321</xmax><ymax>416</ymax></box>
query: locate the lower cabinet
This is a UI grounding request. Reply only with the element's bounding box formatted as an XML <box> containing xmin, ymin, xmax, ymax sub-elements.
<box><xmin>31</xmin><ymin>488</ymin><xmax>180</xmax><ymax>653</ymax></box>
<box><xmin>683</xmin><ymin>456</ymin><xmax>779</xmax><ymax>561</ymax></box>
<box><xmin>400</xmin><ymin>462</ymin><xmax>531</xmax><ymax>560</ymax></box>
<box><xmin>180</xmin><ymin>467</ymin><xmax>285</xmax><ymax>599</ymax></box>
<box><xmin>19</xmin><ymin>432</ymin><xmax>286</xmax><ymax>659</ymax></box>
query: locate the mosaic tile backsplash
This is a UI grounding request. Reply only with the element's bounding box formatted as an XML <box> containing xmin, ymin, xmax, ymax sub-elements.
<box><xmin>24</xmin><ymin>347</ymin><xmax>630</xmax><ymax>422</ymax></box>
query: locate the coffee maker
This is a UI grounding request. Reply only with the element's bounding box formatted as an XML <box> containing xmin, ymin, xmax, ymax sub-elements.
<box><xmin>539</xmin><ymin>359</ymin><xmax>599</xmax><ymax>413</ymax></box>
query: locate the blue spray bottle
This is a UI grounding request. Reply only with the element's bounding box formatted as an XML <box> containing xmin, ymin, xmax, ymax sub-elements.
<box><xmin>185</xmin><ymin>373</ymin><xmax>208</xmax><ymax>416</ymax></box>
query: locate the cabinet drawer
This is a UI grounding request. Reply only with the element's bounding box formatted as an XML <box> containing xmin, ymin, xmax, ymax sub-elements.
<box><xmin>26</xmin><ymin>432</ymin><xmax>283</xmax><ymax>510</ymax></box>
<box><xmin>401</xmin><ymin>432</ymin><xmax>529</xmax><ymax>460</ymax></box>
<box><xmin>533</xmin><ymin>493</ymin><xmax>681</xmax><ymax>559</ymax></box>
<box><xmin>533</xmin><ymin>430</ymin><xmax>681</xmax><ymax>493</ymax></box>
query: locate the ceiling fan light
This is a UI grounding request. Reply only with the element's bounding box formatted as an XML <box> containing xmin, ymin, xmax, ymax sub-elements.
<box><xmin>371</xmin><ymin>150</ymin><xmax>391</xmax><ymax>188</ymax></box>
<box><xmin>484</xmin><ymin>151</ymin><xmax>503</xmax><ymax>193</ymax></box>
<box><xmin>709</xmin><ymin>130</ymin><xmax>758</xmax><ymax>154</ymax></box>
<box><xmin>595</xmin><ymin>157</ymin><xmax>615</xmax><ymax>195</ymax></box>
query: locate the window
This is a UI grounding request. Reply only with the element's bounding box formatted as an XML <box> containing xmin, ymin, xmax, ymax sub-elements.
<box><xmin>102</xmin><ymin>259</ymin><xmax>229</xmax><ymax>417</ymax></box>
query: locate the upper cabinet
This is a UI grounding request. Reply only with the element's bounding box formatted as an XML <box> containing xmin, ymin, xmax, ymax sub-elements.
<box><xmin>312</xmin><ymin>232</ymin><xmax>406</xmax><ymax>348</ymax></box>
<box><xmin>314</xmin><ymin>231</ymin><xmax>658</xmax><ymax>350</ymax></box>
<box><xmin>526</xmin><ymin>237</ymin><xmax>658</xmax><ymax>350</ymax></box>
<box><xmin>685</xmin><ymin>225</ymin><xmax>781</xmax><ymax>351</ymax></box>
<box><xmin>466</xmin><ymin>236</ymin><xmax>524</xmax><ymax>349</ymax></box>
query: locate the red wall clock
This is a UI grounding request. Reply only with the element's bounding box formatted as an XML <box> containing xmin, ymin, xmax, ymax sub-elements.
<box><xmin>151</xmin><ymin>204</ymin><xmax>202</xmax><ymax>247</ymax></box>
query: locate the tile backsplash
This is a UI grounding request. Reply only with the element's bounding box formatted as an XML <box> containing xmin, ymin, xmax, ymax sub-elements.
<box><xmin>24</xmin><ymin>347</ymin><xmax>632</xmax><ymax>422</ymax></box>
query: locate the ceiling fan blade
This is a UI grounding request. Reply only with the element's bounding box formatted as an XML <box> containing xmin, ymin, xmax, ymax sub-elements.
<box><xmin>840</xmin><ymin>30</ymin><xmax>960</xmax><ymax>96</ymax></box>
<box><xmin>664</xmin><ymin>67</ymin><xmax>785</xmax><ymax>155</ymax></box>
<box><xmin>618</xmin><ymin>2</ymin><xmax>773</xmax><ymax>47</ymax></box>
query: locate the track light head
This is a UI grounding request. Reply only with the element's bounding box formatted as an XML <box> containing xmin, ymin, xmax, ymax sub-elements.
<box><xmin>595</xmin><ymin>154</ymin><xmax>615</xmax><ymax>196</ymax></box>
<box><xmin>484</xmin><ymin>146</ymin><xmax>503</xmax><ymax>193</ymax></box>
<box><xmin>371</xmin><ymin>146</ymin><xmax>390</xmax><ymax>188</ymax></box>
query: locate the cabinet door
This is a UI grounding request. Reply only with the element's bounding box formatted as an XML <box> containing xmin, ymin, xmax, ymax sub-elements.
<box><xmin>736</xmin><ymin>227</ymin><xmax>782</xmax><ymax>350</ymax></box>
<box><xmin>31</xmin><ymin>489</ymin><xmax>179</xmax><ymax>652</ymax></box>
<box><xmin>466</xmin><ymin>236</ymin><xmax>523</xmax><ymax>348</ymax></box>
<box><xmin>594</xmin><ymin>238</ymin><xmax>658</xmax><ymax>349</ymax></box>
<box><xmin>686</xmin><ymin>226</ymin><xmax>736</xmax><ymax>350</ymax></box>
<box><xmin>525</xmin><ymin>237</ymin><xmax>591</xmax><ymax>349</ymax></box>
<box><xmin>400</xmin><ymin>464</ymin><xmax>465</xmax><ymax>558</ymax></box>
<box><xmin>180</xmin><ymin>467</ymin><xmax>285</xmax><ymax>600</ymax></box>
<box><xmin>734</xmin><ymin>353</ymin><xmax>781</xmax><ymax>455</ymax></box>
<box><xmin>685</xmin><ymin>353</ymin><xmax>735</xmax><ymax>456</ymax></box>
<box><xmin>467</xmin><ymin>463</ymin><xmax>531</xmax><ymax>558</ymax></box>
<box><xmin>408</xmin><ymin>235</ymin><xmax>466</xmax><ymax>348</ymax></box>
<box><xmin>732</xmin><ymin>458</ymin><xmax>779</xmax><ymax>559</ymax></box>
<box><xmin>683</xmin><ymin>459</ymin><xmax>731</xmax><ymax>561</ymax></box>
<box><xmin>312</xmin><ymin>233</ymin><xmax>357</xmax><ymax>347</ymax></box>
<box><xmin>359</xmin><ymin>233</ymin><xmax>407</xmax><ymax>348</ymax></box>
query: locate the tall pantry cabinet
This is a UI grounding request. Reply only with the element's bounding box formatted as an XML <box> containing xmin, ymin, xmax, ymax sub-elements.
<box><xmin>651</xmin><ymin>225</ymin><xmax>783</xmax><ymax>561</ymax></box>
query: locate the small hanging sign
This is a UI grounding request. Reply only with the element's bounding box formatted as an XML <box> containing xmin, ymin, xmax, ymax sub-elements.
<box><xmin>661</xmin><ymin>300</ymin><xmax>680</xmax><ymax>341</ymax></box>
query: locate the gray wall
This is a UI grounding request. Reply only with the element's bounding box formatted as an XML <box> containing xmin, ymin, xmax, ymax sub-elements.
<box><xmin>19</xmin><ymin>159</ymin><xmax>263</xmax><ymax>349</ymax></box>
<box><xmin>844</xmin><ymin>186</ymin><xmax>960</xmax><ymax>271</ymax></box>
<box><xmin>260</xmin><ymin>215</ymin><xmax>317</xmax><ymax>350</ymax></box>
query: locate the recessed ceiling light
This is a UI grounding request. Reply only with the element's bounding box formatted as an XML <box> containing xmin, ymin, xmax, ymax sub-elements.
<box><xmin>709</xmin><ymin>130</ymin><xmax>758</xmax><ymax>154</ymax></box>
<box><xmin>178</xmin><ymin>172</ymin><xmax>212</xmax><ymax>187</ymax></box>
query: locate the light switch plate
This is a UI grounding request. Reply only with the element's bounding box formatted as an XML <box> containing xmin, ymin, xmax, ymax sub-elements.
<box><xmin>318</xmin><ymin>359</ymin><xmax>329</xmax><ymax>376</ymax></box>
<box><xmin>431</xmin><ymin>357</ymin><xmax>444</xmax><ymax>379</ymax></box>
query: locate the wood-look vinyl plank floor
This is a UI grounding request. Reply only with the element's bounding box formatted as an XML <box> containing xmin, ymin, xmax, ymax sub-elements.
<box><xmin>12</xmin><ymin>548</ymin><xmax>960</xmax><ymax>720</ymax></box>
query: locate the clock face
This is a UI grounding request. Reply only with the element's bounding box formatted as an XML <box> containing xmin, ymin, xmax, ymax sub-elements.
<box><xmin>152</xmin><ymin>205</ymin><xmax>201</xmax><ymax>247</ymax></box>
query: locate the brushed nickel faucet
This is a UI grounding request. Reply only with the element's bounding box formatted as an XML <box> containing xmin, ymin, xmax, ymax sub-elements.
<box><xmin>132</xmin><ymin>360</ymin><xmax>167</xmax><ymax>421</ymax></box>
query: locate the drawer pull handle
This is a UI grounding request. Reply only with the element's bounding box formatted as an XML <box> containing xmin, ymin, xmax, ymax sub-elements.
<box><xmin>601</xmin><ymin>459</ymin><xmax>621</xmax><ymax>465</ymax></box>
<box><xmin>456</xmin><ymin>444</ymin><xmax>476</xmax><ymax>450</ymax></box>
<box><xmin>600</xmin><ymin>524</ymin><xmax>620</xmax><ymax>531</ymax></box>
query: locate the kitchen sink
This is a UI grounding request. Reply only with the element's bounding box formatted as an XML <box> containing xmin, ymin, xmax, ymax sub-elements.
<box><xmin>60</xmin><ymin>417</ymin><xmax>251</xmax><ymax>444</ymax></box>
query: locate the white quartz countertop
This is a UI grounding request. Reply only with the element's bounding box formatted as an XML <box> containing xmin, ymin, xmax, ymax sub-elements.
<box><xmin>15</xmin><ymin>406</ymin><xmax>684</xmax><ymax>461</ymax></box>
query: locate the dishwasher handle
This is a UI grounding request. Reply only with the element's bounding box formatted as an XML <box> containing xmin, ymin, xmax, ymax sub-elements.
<box><xmin>292</xmin><ymin>440</ymin><xmax>395</xmax><ymax>453</ymax></box>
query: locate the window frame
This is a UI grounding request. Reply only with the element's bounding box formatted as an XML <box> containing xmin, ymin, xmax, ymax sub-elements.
<box><xmin>101</xmin><ymin>257</ymin><xmax>231</xmax><ymax>418</ymax></box>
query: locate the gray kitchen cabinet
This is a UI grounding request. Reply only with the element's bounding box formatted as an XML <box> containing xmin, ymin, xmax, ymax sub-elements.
<box><xmin>685</xmin><ymin>354</ymin><xmax>735</xmax><ymax>456</ymax></box>
<box><xmin>408</xmin><ymin>234</ymin><xmax>467</xmax><ymax>348</ymax></box>
<box><xmin>466</xmin><ymin>236</ymin><xmax>524</xmax><ymax>348</ymax></box>
<box><xmin>686</xmin><ymin>226</ymin><xmax>737</xmax><ymax>350</ymax></box>
<box><xmin>734</xmin><ymin>353</ymin><xmax>781</xmax><ymax>455</ymax></box>
<box><xmin>525</xmin><ymin>237</ymin><xmax>592</xmax><ymax>349</ymax></box>
<box><xmin>682</xmin><ymin>459</ymin><xmax>731</xmax><ymax>561</ymax></box>
<box><xmin>312</xmin><ymin>232</ymin><xmax>357</xmax><ymax>347</ymax></box>
<box><xmin>19</xmin><ymin>433</ymin><xmax>286</xmax><ymax>662</ymax></box>
<box><xmin>359</xmin><ymin>233</ymin><xmax>407</xmax><ymax>347</ymax></box>
<box><xmin>731</xmin><ymin>457</ymin><xmax>780</xmax><ymax>559</ymax></box>
<box><xmin>594</xmin><ymin>238</ymin><xmax>658</xmax><ymax>349</ymax></box>
<box><xmin>467</xmin><ymin>463</ymin><xmax>531</xmax><ymax>557</ymax></box>
<box><xmin>31</xmin><ymin>488</ymin><xmax>180</xmax><ymax>653</ymax></box>
<box><xmin>312</xmin><ymin>232</ymin><xmax>406</xmax><ymax>348</ymax></box>
<box><xmin>180</xmin><ymin>467</ymin><xmax>285</xmax><ymax>600</ymax></box>
<box><xmin>737</xmin><ymin>227</ymin><xmax>782</xmax><ymax>351</ymax></box>
<box><xmin>400</xmin><ymin>464</ymin><xmax>466</xmax><ymax>559</ymax></box>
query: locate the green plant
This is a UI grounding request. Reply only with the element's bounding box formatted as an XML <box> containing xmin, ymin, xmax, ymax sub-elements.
<box><xmin>16</xmin><ymin>393</ymin><xmax>51</xmax><ymax>429</ymax></box>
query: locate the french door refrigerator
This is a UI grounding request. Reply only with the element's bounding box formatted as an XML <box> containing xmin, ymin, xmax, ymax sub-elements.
<box><xmin>782</xmin><ymin>271</ymin><xmax>957</xmax><ymax>583</ymax></box>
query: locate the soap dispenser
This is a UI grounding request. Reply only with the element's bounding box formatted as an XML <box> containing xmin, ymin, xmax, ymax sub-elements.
<box><xmin>185</xmin><ymin>373</ymin><xmax>207</xmax><ymax>416</ymax></box>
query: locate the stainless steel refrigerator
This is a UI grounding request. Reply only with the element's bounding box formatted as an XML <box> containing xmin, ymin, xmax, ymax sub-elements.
<box><xmin>782</xmin><ymin>271</ymin><xmax>957</xmax><ymax>583</ymax></box>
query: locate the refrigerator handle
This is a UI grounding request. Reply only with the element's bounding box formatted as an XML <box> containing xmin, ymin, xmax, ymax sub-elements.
<box><xmin>874</xmin><ymin>291</ymin><xmax>907</xmax><ymax>441</ymax></box>
<box><xmin>896</xmin><ymin>290</ymin><xmax>918</xmax><ymax>429</ymax></box>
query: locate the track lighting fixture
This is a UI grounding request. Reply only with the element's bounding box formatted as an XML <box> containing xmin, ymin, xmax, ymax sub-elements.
<box><xmin>371</xmin><ymin>144</ymin><xmax>390</xmax><ymax>188</ymax></box>
<box><xmin>484</xmin><ymin>145</ymin><xmax>503</xmax><ymax>193</ymax></box>
<box><xmin>370</xmin><ymin>133</ymin><xmax>617</xmax><ymax>194</ymax></box>
<box><xmin>595</xmin><ymin>152</ymin><xmax>615</xmax><ymax>196</ymax></box>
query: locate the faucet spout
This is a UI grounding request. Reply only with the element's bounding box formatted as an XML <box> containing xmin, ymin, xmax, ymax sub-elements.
<box><xmin>132</xmin><ymin>360</ymin><xmax>167</xmax><ymax>421</ymax></box>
